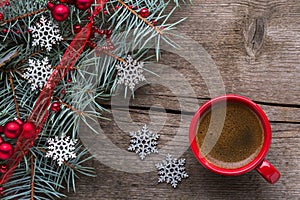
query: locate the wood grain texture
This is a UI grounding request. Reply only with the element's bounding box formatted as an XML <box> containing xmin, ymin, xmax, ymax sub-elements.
<box><xmin>66</xmin><ymin>0</ymin><xmax>300</xmax><ymax>199</ymax></box>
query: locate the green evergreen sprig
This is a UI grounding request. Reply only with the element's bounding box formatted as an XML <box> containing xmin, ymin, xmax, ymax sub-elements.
<box><xmin>0</xmin><ymin>0</ymin><xmax>188</xmax><ymax>198</ymax></box>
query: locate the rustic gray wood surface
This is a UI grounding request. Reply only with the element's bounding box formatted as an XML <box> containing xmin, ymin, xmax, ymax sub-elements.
<box><xmin>67</xmin><ymin>0</ymin><xmax>300</xmax><ymax>199</ymax></box>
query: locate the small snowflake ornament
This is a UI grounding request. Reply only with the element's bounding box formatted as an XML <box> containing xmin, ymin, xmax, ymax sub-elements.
<box><xmin>156</xmin><ymin>154</ymin><xmax>188</xmax><ymax>188</ymax></box>
<box><xmin>29</xmin><ymin>15</ymin><xmax>63</xmax><ymax>51</ymax></box>
<box><xmin>46</xmin><ymin>135</ymin><xmax>77</xmax><ymax>166</ymax></box>
<box><xmin>116</xmin><ymin>55</ymin><xmax>146</xmax><ymax>92</ymax></box>
<box><xmin>128</xmin><ymin>124</ymin><xmax>159</xmax><ymax>160</ymax></box>
<box><xmin>23</xmin><ymin>57</ymin><xmax>53</xmax><ymax>91</ymax></box>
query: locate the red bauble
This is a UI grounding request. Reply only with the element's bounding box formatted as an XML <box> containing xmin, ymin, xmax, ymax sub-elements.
<box><xmin>75</xmin><ymin>0</ymin><xmax>93</xmax><ymax>10</ymax></box>
<box><xmin>51</xmin><ymin>4</ymin><xmax>70</xmax><ymax>21</ymax></box>
<box><xmin>140</xmin><ymin>8</ymin><xmax>149</xmax><ymax>18</ymax></box>
<box><xmin>3</xmin><ymin>121</ymin><xmax>22</xmax><ymax>139</ymax></box>
<box><xmin>22</xmin><ymin>122</ymin><xmax>36</xmax><ymax>139</ymax></box>
<box><xmin>51</xmin><ymin>102</ymin><xmax>61</xmax><ymax>112</ymax></box>
<box><xmin>0</xmin><ymin>142</ymin><xmax>14</xmax><ymax>160</ymax></box>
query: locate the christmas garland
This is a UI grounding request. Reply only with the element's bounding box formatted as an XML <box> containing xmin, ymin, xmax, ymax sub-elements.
<box><xmin>0</xmin><ymin>0</ymin><xmax>187</xmax><ymax>199</ymax></box>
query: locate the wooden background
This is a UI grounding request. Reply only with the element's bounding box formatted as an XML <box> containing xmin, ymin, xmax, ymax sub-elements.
<box><xmin>67</xmin><ymin>0</ymin><xmax>300</xmax><ymax>199</ymax></box>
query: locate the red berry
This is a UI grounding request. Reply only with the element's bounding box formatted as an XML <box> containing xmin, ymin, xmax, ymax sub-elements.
<box><xmin>0</xmin><ymin>164</ymin><xmax>8</xmax><ymax>174</ymax></box>
<box><xmin>50</xmin><ymin>102</ymin><xmax>61</xmax><ymax>112</ymax></box>
<box><xmin>68</xmin><ymin>0</ymin><xmax>76</xmax><ymax>4</ymax></box>
<box><xmin>0</xmin><ymin>13</ymin><xmax>3</xmax><ymax>21</ymax></box>
<box><xmin>47</xmin><ymin>2</ymin><xmax>55</xmax><ymax>10</ymax></box>
<box><xmin>139</xmin><ymin>8</ymin><xmax>149</xmax><ymax>18</ymax></box>
<box><xmin>73</xmin><ymin>24</ymin><xmax>82</xmax><ymax>34</ymax></box>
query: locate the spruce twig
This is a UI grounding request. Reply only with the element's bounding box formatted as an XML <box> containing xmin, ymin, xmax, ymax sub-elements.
<box><xmin>0</xmin><ymin>8</ymin><xmax>48</xmax><ymax>25</ymax></box>
<box><xmin>8</xmin><ymin>75</ymin><xmax>20</xmax><ymax>118</ymax></box>
<box><xmin>117</xmin><ymin>0</ymin><xmax>163</xmax><ymax>35</ymax></box>
<box><xmin>30</xmin><ymin>155</ymin><xmax>34</xmax><ymax>200</ymax></box>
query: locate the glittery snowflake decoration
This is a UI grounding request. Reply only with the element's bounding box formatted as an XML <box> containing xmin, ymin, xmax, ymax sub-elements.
<box><xmin>29</xmin><ymin>15</ymin><xmax>62</xmax><ymax>51</ymax></box>
<box><xmin>23</xmin><ymin>57</ymin><xmax>53</xmax><ymax>91</ymax></box>
<box><xmin>128</xmin><ymin>124</ymin><xmax>159</xmax><ymax>160</ymax></box>
<box><xmin>156</xmin><ymin>154</ymin><xmax>188</xmax><ymax>188</ymax></box>
<box><xmin>45</xmin><ymin>136</ymin><xmax>77</xmax><ymax>166</ymax></box>
<box><xmin>116</xmin><ymin>55</ymin><xmax>146</xmax><ymax>92</ymax></box>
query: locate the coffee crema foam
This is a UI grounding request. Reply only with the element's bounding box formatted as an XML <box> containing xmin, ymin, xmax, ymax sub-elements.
<box><xmin>196</xmin><ymin>101</ymin><xmax>264</xmax><ymax>169</ymax></box>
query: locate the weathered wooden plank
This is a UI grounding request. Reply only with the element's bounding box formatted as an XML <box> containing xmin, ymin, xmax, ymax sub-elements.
<box><xmin>166</xmin><ymin>0</ymin><xmax>300</xmax><ymax>104</ymax></box>
<box><xmin>65</xmin><ymin>0</ymin><xmax>300</xmax><ymax>199</ymax></box>
<box><xmin>66</xmin><ymin>109</ymin><xmax>300</xmax><ymax>199</ymax></box>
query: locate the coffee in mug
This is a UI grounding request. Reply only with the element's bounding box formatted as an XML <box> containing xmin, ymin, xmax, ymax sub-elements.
<box><xmin>196</xmin><ymin>101</ymin><xmax>264</xmax><ymax>169</ymax></box>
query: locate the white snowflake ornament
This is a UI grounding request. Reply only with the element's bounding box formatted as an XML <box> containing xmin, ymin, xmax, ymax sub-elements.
<box><xmin>116</xmin><ymin>55</ymin><xmax>146</xmax><ymax>92</ymax></box>
<box><xmin>156</xmin><ymin>154</ymin><xmax>188</xmax><ymax>188</ymax></box>
<box><xmin>128</xmin><ymin>124</ymin><xmax>159</xmax><ymax>160</ymax></box>
<box><xmin>29</xmin><ymin>15</ymin><xmax>62</xmax><ymax>51</ymax></box>
<box><xmin>46</xmin><ymin>135</ymin><xmax>77</xmax><ymax>166</ymax></box>
<box><xmin>23</xmin><ymin>57</ymin><xmax>53</xmax><ymax>91</ymax></box>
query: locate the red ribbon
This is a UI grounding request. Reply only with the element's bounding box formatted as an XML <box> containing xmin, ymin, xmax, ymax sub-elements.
<box><xmin>0</xmin><ymin>0</ymin><xmax>106</xmax><ymax>187</ymax></box>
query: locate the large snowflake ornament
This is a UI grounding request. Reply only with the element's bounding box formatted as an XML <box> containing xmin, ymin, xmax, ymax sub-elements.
<box><xmin>116</xmin><ymin>55</ymin><xmax>146</xmax><ymax>92</ymax></box>
<box><xmin>128</xmin><ymin>124</ymin><xmax>159</xmax><ymax>160</ymax></box>
<box><xmin>46</xmin><ymin>136</ymin><xmax>77</xmax><ymax>166</ymax></box>
<box><xmin>29</xmin><ymin>15</ymin><xmax>62</xmax><ymax>51</ymax></box>
<box><xmin>156</xmin><ymin>154</ymin><xmax>188</xmax><ymax>188</ymax></box>
<box><xmin>23</xmin><ymin>57</ymin><xmax>53</xmax><ymax>91</ymax></box>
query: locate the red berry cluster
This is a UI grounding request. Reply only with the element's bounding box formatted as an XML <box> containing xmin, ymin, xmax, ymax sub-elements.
<box><xmin>0</xmin><ymin>119</ymin><xmax>36</xmax><ymax>161</ymax></box>
<box><xmin>47</xmin><ymin>0</ymin><xmax>94</xmax><ymax>21</ymax></box>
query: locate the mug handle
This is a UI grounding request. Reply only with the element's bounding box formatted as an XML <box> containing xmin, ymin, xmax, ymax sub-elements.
<box><xmin>256</xmin><ymin>159</ymin><xmax>280</xmax><ymax>184</ymax></box>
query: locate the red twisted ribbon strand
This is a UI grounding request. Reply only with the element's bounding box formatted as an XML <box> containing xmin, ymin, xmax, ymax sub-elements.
<box><xmin>0</xmin><ymin>0</ymin><xmax>106</xmax><ymax>188</ymax></box>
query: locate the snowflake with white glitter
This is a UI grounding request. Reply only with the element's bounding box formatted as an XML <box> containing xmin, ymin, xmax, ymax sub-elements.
<box><xmin>29</xmin><ymin>15</ymin><xmax>63</xmax><ymax>51</ymax></box>
<box><xmin>156</xmin><ymin>154</ymin><xmax>188</xmax><ymax>188</ymax></box>
<box><xmin>23</xmin><ymin>57</ymin><xmax>53</xmax><ymax>91</ymax></box>
<box><xmin>116</xmin><ymin>55</ymin><xmax>146</xmax><ymax>92</ymax></box>
<box><xmin>46</xmin><ymin>136</ymin><xmax>77</xmax><ymax>166</ymax></box>
<box><xmin>128</xmin><ymin>124</ymin><xmax>159</xmax><ymax>160</ymax></box>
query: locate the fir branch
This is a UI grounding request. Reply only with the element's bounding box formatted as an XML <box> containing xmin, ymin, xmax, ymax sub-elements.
<box><xmin>0</xmin><ymin>50</ymin><xmax>18</xmax><ymax>68</ymax></box>
<box><xmin>30</xmin><ymin>154</ymin><xmax>34</xmax><ymax>200</ymax></box>
<box><xmin>117</xmin><ymin>0</ymin><xmax>163</xmax><ymax>35</ymax></box>
<box><xmin>8</xmin><ymin>75</ymin><xmax>20</xmax><ymax>118</ymax></box>
<box><xmin>103</xmin><ymin>49</ymin><xmax>126</xmax><ymax>63</ymax></box>
<box><xmin>0</xmin><ymin>8</ymin><xmax>48</xmax><ymax>25</ymax></box>
<box><xmin>0</xmin><ymin>0</ymin><xmax>188</xmax><ymax>198</ymax></box>
<box><xmin>54</xmin><ymin>96</ymin><xmax>85</xmax><ymax>116</ymax></box>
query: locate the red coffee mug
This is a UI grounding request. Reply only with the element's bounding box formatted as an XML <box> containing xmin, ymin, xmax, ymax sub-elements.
<box><xmin>189</xmin><ymin>94</ymin><xmax>280</xmax><ymax>184</ymax></box>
